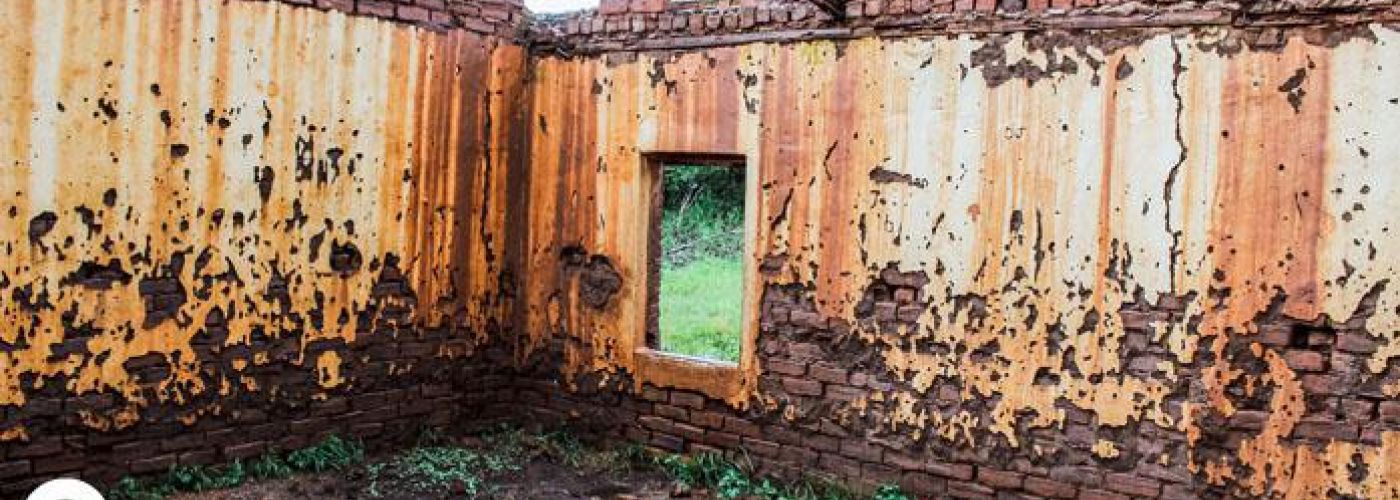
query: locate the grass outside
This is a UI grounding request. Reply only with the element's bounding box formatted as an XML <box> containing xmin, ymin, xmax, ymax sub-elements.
<box><xmin>657</xmin><ymin>164</ymin><xmax>747</xmax><ymax>363</ymax></box>
<box><xmin>660</xmin><ymin>256</ymin><xmax>743</xmax><ymax>362</ymax></box>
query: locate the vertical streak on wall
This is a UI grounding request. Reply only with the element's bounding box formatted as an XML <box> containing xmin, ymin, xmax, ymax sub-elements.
<box><xmin>0</xmin><ymin>0</ymin><xmax>524</xmax><ymax>433</ymax></box>
<box><xmin>527</xmin><ymin>25</ymin><xmax>1400</xmax><ymax>496</ymax></box>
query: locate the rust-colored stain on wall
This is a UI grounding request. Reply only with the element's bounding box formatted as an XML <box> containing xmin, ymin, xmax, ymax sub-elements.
<box><xmin>0</xmin><ymin>0</ymin><xmax>524</xmax><ymax>432</ymax></box>
<box><xmin>7</xmin><ymin>0</ymin><xmax>1400</xmax><ymax>496</ymax></box>
<box><xmin>525</xmin><ymin>28</ymin><xmax>1400</xmax><ymax>497</ymax></box>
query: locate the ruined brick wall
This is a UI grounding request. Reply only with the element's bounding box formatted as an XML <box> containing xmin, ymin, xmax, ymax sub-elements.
<box><xmin>10</xmin><ymin>0</ymin><xmax>1400</xmax><ymax>496</ymax></box>
<box><xmin>515</xmin><ymin>11</ymin><xmax>1400</xmax><ymax>499</ymax></box>
<box><xmin>271</xmin><ymin>0</ymin><xmax>527</xmax><ymax>37</ymax></box>
<box><xmin>531</xmin><ymin>0</ymin><xmax>1400</xmax><ymax>53</ymax></box>
<box><xmin>0</xmin><ymin>0</ymin><xmax>528</xmax><ymax>492</ymax></box>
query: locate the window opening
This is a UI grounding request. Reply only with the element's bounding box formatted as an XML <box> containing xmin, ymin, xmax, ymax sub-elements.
<box><xmin>647</xmin><ymin>155</ymin><xmax>747</xmax><ymax>363</ymax></box>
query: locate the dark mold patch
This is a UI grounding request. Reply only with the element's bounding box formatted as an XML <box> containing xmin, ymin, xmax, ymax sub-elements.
<box><xmin>1114</xmin><ymin>58</ymin><xmax>1135</xmax><ymax>80</ymax></box>
<box><xmin>61</xmin><ymin>260</ymin><xmax>133</xmax><ymax>290</ymax></box>
<box><xmin>869</xmin><ymin>166</ymin><xmax>928</xmax><ymax>188</ymax></box>
<box><xmin>562</xmin><ymin>246</ymin><xmax>623</xmax><ymax>310</ymax></box>
<box><xmin>330</xmin><ymin>240</ymin><xmax>364</xmax><ymax>276</ymax></box>
<box><xmin>28</xmin><ymin>211</ymin><xmax>57</xmax><ymax>245</ymax></box>
<box><xmin>96</xmin><ymin>98</ymin><xmax>119</xmax><ymax>120</ymax></box>
<box><xmin>256</xmin><ymin>166</ymin><xmax>275</xmax><ymax>203</ymax></box>
<box><xmin>1277</xmin><ymin>66</ymin><xmax>1309</xmax><ymax>113</ymax></box>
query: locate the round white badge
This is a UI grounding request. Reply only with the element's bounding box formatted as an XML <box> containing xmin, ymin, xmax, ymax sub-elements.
<box><xmin>26</xmin><ymin>478</ymin><xmax>104</xmax><ymax>500</ymax></box>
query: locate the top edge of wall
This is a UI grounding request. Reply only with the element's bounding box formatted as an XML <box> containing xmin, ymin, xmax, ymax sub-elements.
<box><xmin>526</xmin><ymin>0</ymin><xmax>1400</xmax><ymax>55</ymax></box>
<box><xmin>258</xmin><ymin>0</ymin><xmax>531</xmax><ymax>40</ymax></box>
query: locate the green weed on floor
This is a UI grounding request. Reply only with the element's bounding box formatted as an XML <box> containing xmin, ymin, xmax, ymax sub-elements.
<box><xmin>659</xmin><ymin>256</ymin><xmax>744</xmax><ymax>362</ymax></box>
<box><xmin>652</xmin><ymin>451</ymin><xmax>911</xmax><ymax>500</ymax></box>
<box><xmin>363</xmin><ymin>427</ymin><xmax>529</xmax><ymax>498</ymax></box>
<box><xmin>105</xmin><ymin>427</ymin><xmax>912</xmax><ymax>500</ymax></box>
<box><xmin>108</xmin><ymin>435</ymin><xmax>364</xmax><ymax>500</ymax></box>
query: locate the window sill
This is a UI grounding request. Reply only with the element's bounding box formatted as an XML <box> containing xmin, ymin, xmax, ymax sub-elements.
<box><xmin>634</xmin><ymin>347</ymin><xmax>743</xmax><ymax>402</ymax></box>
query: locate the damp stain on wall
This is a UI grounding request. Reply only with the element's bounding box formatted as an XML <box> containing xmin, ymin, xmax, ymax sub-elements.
<box><xmin>0</xmin><ymin>0</ymin><xmax>525</xmax><ymax>434</ymax></box>
<box><xmin>524</xmin><ymin>26</ymin><xmax>1400</xmax><ymax>496</ymax></box>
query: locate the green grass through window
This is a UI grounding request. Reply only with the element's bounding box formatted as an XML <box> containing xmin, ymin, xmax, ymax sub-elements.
<box><xmin>658</xmin><ymin>164</ymin><xmax>745</xmax><ymax>363</ymax></box>
<box><xmin>659</xmin><ymin>256</ymin><xmax>743</xmax><ymax>362</ymax></box>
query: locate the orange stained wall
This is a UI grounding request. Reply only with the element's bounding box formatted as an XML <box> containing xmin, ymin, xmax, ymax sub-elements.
<box><xmin>0</xmin><ymin>0</ymin><xmax>528</xmax><ymax>432</ymax></box>
<box><xmin>524</xmin><ymin>29</ymin><xmax>1400</xmax><ymax>497</ymax></box>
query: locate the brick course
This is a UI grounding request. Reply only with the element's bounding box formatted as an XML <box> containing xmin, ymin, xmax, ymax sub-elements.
<box><xmin>0</xmin><ymin>258</ymin><xmax>517</xmax><ymax>495</ymax></box>
<box><xmin>4</xmin><ymin>1</ymin><xmax>1399</xmax><ymax>498</ymax></box>
<box><xmin>492</xmin><ymin>260</ymin><xmax>1400</xmax><ymax>499</ymax></box>
<box><xmin>530</xmin><ymin>0</ymin><xmax>1400</xmax><ymax>53</ymax></box>
<box><xmin>254</xmin><ymin>0</ymin><xmax>527</xmax><ymax>37</ymax></box>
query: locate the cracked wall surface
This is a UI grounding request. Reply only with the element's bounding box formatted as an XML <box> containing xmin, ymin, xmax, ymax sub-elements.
<box><xmin>520</xmin><ymin>25</ymin><xmax>1400</xmax><ymax>498</ymax></box>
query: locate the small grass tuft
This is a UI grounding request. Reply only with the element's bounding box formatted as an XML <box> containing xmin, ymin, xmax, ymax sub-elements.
<box><xmin>108</xmin><ymin>476</ymin><xmax>174</xmax><ymax>500</ymax></box>
<box><xmin>872</xmin><ymin>483</ymin><xmax>913</xmax><ymax>500</ymax></box>
<box><xmin>248</xmin><ymin>452</ymin><xmax>293</xmax><ymax>480</ymax></box>
<box><xmin>285</xmin><ymin>435</ymin><xmax>365</xmax><ymax>473</ymax></box>
<box><xmin>107</xmin><ymin>435</ymin><xmax>363</xmax><ymax>500</ymax></box>
<box><xmin>649</xmin><ymin>450</ymin><xmax>906</xmax><ymax>500</ymax></box>
<box><xmin>363</xmin><ymin>426</ymin><xmax>528</xmax><ymax>498</ymax></box>
<box><xmin>108</xmin><ymin>461</ymin><xmax>248</xmax><ymax>500</ymax></box>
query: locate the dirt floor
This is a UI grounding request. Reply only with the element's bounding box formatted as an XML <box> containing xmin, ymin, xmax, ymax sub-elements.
<box><xmin>171</xmin><ymin>462</ymin><xmax>690</xmax><ymax>499</ymax></box>
<box><xmin>166</xmin><ymin>434</ymin><xmax>709</xmax><ymax>500</ymax></box>
<box><xmin>169</xmin><ymin>462</ymin><xmax>699</xmax><ymax>499</ymax></box>
<box><xmin>135</xmin><ymin>429</ymin><xmax>878</xmax><ymax>500</ymax></box>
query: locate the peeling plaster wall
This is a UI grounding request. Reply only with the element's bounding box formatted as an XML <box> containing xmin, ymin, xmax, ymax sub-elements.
<box><xmin>6</xmin><ymin>0</ymin><xmax>1400</xmax><ymax>496</ymax></box>
<box><xmin>521</xmin><ymin>26</ymin><xmax>1400</xmax><ymax>497</ymax></box>
<box><xmin>0</xmin><ymin>0</ymin><xmax>526</xmax><ymax>489</ymax></box>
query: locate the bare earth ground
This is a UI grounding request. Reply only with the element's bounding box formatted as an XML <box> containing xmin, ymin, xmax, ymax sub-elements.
<box><xmin>135</xmin><ymin>430</ymin><xmax>885</xmax><ymax>500</ymax></box>
<box><xmin>171</xmin><ymin>457</ymin><xmax>702</xmax><ymax>500</ymax></box>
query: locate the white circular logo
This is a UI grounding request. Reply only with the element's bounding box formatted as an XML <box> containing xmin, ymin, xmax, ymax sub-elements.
<box><xmin>26</xmin><ymin>478</ymin><xmax>104</xmax><ymax>500</ymax></box>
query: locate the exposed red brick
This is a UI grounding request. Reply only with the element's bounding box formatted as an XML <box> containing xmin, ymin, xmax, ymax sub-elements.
<box><xmin>396</xmin><ymin>5</ymin><xmax>432</xmax><ymax>24</ymax></box>
<box><xmin>1079</xmin><ymin>489</ymin><xmax>1131</xmax><ymax>500</ymax></box>
<box><xmin>655</xmin><ymin>404</ymin><xmax>688</xmax><ymax>420</ymax></box>
<box><xmin>1228</xmin><ymin>410</ymin><xmax>1270</xmax><ymax>430</ymax></box>
<box><xmin>900</xmin><ymin>471</ymin><xmax>947</xmax><ymax>496</ymax></box>
<box><xmin>670</xmin><ymin>391</ymin><xmax>706</xmax><ymax>410</ymax></box>
<box><xmin>839</xmin><ymin>440</ymin><xmax>884</xmax><ymax>462</ymax></box>
<box><xmin>928</xmin><ymin>460</ymin><xmax>976</xmax><ymax>481</ymax></box>
<box><xmin>1025</xmin><ymin>476</ymin><xmax>1078</xmax><ymax>498</ymax></box>
<box><xmin>1284</xmin><ymin>350</ymin><xmax>1327</xmax><ymax>372</ymax></box>
<box><xmin>1293</xmin><ymin>419</ymin><xmax>1359</xmax><ymax>441</ymax></box>
<box><xmin>978</xmin><ymin>468</ymin><xmax>1025</xmax><ymax>489</ymax></box>
<box><xmin>1104</xmin><ymin>473</ymin><xmax>1161</xmax><ymax>497</ymax></box>
<box><xmin>810</xmin><ymin>363</ymin><xmax>848</xmax><ymax>384</ymax></box>
<box><xmin>782</xmin><ymin>377</ymin><xmax>823</xmax><ymax>396</ymax></box>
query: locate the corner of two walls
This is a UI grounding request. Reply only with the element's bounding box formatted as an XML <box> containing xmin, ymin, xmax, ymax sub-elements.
<box><xmin>8</xmin><ymin>0</ymin><xmax>1400</xmax><ymax>498</ymax></box>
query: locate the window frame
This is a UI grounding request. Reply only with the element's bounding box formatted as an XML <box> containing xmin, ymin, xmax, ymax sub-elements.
<box><xmin>634</xmin><ymin>151</ymin><xmax>755</xmax><ymax>402</ymax></box>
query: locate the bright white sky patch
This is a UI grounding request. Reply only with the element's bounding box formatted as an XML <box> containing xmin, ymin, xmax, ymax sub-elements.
<box><xmin>526</xmin><ymin>0</ymin><xmax>600</xmax><ymax>13</ymax></box>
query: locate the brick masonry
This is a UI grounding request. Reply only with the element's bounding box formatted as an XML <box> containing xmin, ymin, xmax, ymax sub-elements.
<box><xmin>5</xmin><ymin>0</ymin><xmax>1400</xmax><ymax>498</ymax></box>
<box><xmin>256</xmin><ymin>0</ymin><xmax>528</xmax><ymax>37</ymax></box>
<box><xmin>0</xmin><ymin>258</ymin><xmax>522</xmax><ymax>496</ymax></box>
<box><xmin>531</xmin><ymin>0</ymin><xmax>1400</xmax><ymax>53</ymax></box>
<box><xmin>504</xmin><ymin>265</ymin><xmax>1400</xmax><ymax>498</ymax></box>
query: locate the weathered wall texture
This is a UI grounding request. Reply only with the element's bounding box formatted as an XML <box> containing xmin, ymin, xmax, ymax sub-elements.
<box><xmin>533</xmin><ymin>0</ymin><xmax>1400</xmax><ymax>54</ymax></box>
<box><xmin>0</xmin><ymin>0</ymin><xmax>526</xmax><ymax>491</ymax></box>
<box><xmin>517</xmin><ymin>23</ymin><xmax>1400</xmax><ymax>499</ymax></box>
<box><xmin>7</xmin><ymin>0</ymin><xmax>1400</xmax><ymax>497</ymax></box>
<box><xmin>279</xmin><ymin>0</ymin><xmax>527</xmax><ymax>36</ymax></box>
